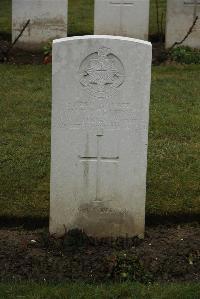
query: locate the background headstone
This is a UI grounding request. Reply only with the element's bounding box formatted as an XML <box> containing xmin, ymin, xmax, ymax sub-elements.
<box><xmin>12</xmin><ymin>0</ymin><xmax>68</xmax><ymax>49</ymax></box>
<box><xmin>166</xmin><ymin>0</ymin><xmax>200</xmax><ymax>48</ymax></box>
<box><xmin>94</xmin><ymin>0</ymin><xmax>150</xmax><ymax>40</ymax></box>
<box><xmin>50</xmin><ymin>36</ymin><xmax>152</xmax><ymax>238</ymax></box>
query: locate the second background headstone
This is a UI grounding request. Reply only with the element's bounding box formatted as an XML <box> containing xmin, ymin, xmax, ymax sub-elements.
<box><xmin>165</xmin><ymin>0</ymin><xmax>200</xmax><ymax>48</ymax></box>
<box><xmin>94</xmin><ymin>0</ymin><xmax>150</xmax><ymax>40</ymax></box>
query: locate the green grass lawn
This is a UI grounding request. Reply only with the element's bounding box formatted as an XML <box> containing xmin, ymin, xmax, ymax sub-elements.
<box><xmin>0</xmin><ymin>65</ymin><xmax>51</xmax><ymax>219</ymax></box>
<box><xmin>1</xmin><ymin>0</ymin><xmax>166</xmax><ymax>39</ymax></box>
<box><xmin>148</xmin><ymin>65</ymin><xmax>200</xmax><ymax>215</ymax></box>
<box><xmin>68</xmin><ymin>0</ymin><xmax>94</xmax><ymax>36</ymax></box>
<box><xmin>0</xmin><ymin>282</ymin><xmax>200</xmax><ymax>299</ymax></box>
<box><xmin>0</xmin><ymin>64</ymin><xmax>200</xmax><ymax>219</ymax></box>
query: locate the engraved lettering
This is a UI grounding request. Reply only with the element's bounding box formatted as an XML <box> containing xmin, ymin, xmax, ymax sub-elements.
<box><xmin>184</xmin><ymin>0</ymin><xmax>200</xmax><ymax>5</ymax></box>
<box><xmin>110</xmin><ymin>0</ymin><xmax>135</xmax><ymax>6</ymax></box>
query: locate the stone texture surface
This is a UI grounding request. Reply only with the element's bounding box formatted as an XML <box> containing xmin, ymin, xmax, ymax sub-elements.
<box><xmin>12</xmin><ymin>0</ymin><xmax>68</xmax><ymax>49</ymax></box>
<box><xmin>50</xmin><ymin>36</ymin><xmax>152</xmax><ymax>238</ymax></box>
<box><xmin>166</xmin><ymin>0</ymin><xmax>200</xmax><ymax>48</ymax></box>
<box><xmin>94</xmin><ymin>0</ymin><xmax>150</xmax><ymax>40</ymax></box>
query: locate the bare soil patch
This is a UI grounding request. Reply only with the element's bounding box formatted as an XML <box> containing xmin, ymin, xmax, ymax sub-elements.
<box><xmin>1</xmin><ymin>224</ymin><xmax>199</xmax><ymax>283</ymax></box>
<box><xmin>0</xmin><ymin>40</ymin><xmax>44</xmax><ymax>64</ymax></box>
<box><xmin>0</xmin><ymin>40</ymin><xmax>166</xmax><ymax>65</ymax></box>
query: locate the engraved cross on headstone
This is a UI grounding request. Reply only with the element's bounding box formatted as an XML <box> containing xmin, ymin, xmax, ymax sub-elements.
<box><xmin>109</xmin><ymin>0</ymin><xmax>135</xmax><ymax>34</ymax></box>
<box><xmin>79</xmin><ymin>132</ymin><xmax>119</xmax><ymax>202</ymax></box>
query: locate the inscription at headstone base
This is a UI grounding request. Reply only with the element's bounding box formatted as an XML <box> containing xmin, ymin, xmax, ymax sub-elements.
<box><xmin>12</xmin><ymin>0</ymin><xmax>68</xmax><ymax>49</ymax></box>
<box><xmin>50</xmin><ymin>36</ymin><xmax>152</xmax><ymax>238</ymax></box>
<box><xmin>94</xmin><ymin>0</ymin><xmax>150</xmax><ymax>40</ymax></box>
<box><xmin>166</xmin><ymin>0</ymin><xmax>200</xmax><ymax>48</ymax></box>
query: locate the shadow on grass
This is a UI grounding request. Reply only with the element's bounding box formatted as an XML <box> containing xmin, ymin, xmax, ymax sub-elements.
<box><xmin>0</xmin><ymin>216</ymin><xmax>48</xmax><ymax>229</ymax></box>
<box><xmin>0</xmin><ymin>213</ymin><xmax>200</xmax><ymax>230</ymax></box>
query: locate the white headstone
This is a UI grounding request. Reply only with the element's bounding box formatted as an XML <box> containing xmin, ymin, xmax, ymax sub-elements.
<box><xmin>50</xmin><ymin>36</ymin><xmax>152</xmax><ymax>238</ymax></box>
<box><xmin>12</xmin><ymin>0</ymin><xmax>68</xmax><ymax>49</ymax></box>
<box><xmin>94</xmin><ymin>0</ymin><xmax>150</xmax><ymax>40</ymax></box>
<box><xmin>166</xmin><ymin>0</ymin><xmax>200</xmax><ymax>48</ymax></box>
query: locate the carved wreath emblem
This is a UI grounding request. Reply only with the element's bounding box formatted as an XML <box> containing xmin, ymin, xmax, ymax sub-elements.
<box><xmin>79</xmin><ymin>47</ymin><xmax>125</xmax><ymax>98</ymax></box>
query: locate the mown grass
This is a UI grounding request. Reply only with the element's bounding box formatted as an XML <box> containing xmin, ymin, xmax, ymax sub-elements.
<box><xmin>0</xmin><ymin>64</ymin><xmax>200</xmax><ymax>219</ymax></box>
<box><xmin>68</xmin><ymin>0</ymin><xmax>94</xmax><ymax>36</ymax></box>
<box><xmin>1</xmin><ymin>0</ymin><xmax>166</xmax><ymax>39</ymax></box>
<box><xmin>147</xmin><ymin>65</ymin><xmax>200</xmax><ymax>215</ymax></box>
<box><xmin>0</xmin><ymin>282</ymin><xmax>200</xmax><ymax>299</ymax></box>
<box><xmin>0</xmin><ymin>65</ymin><xmax>51</xmax><ymax>218</ymax></box>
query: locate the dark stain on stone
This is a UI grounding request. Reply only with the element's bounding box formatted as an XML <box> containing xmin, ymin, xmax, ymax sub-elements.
<box><xmin>73</xmin><ymin>202</ymin><xmax>137</xmax><ymax>238</ymax></box>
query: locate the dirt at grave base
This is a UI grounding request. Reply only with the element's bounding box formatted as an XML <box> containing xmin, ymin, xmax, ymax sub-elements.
<box><xmin>0</xmin><ymin>40</ymin><xmax>165</xmax><ymax>65</ymax></box>
<box><xmin>0</xmin><ymin>40</ymin><xmax>44</xmax><ymax>64</ymax></box>
<box><xmin>0</xmin><ymin>224</ymin><xmax>200</xmax><ymax>284</ymax></box>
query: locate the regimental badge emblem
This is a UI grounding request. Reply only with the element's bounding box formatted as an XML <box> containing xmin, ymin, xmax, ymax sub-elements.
<box><xmin>79</xmin><ymin>47</ymin><xmax>125</xmax><ymax>98</ymax></box>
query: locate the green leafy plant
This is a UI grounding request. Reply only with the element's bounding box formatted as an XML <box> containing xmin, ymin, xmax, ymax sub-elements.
<box><xmin>43</xmin><ymin>41</ymin><xmax>52</xmax><ymax>56</ymax></box>
<box><xmin>43</xmin><ymin>41</ymin><xmax>52</xmax><ymax>64</ymax></box>
<box><xmin>107</xmin><ymin>251</ymin><xmax>153</xmax><ymax>283</ymax></box>
<box><xmin>170</xmin><ymin>46</ymin><xmax>200</xmax><ymax>64</ymax></box>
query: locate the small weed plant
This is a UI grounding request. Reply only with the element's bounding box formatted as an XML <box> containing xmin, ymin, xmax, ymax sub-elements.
<box><xmin>170</xmin><ymin>46</ymin><xmax>200</xmax><ymax>64</ymax></box>
<box><xmin>43</xmin><ymin>41</ymin><xmax>52</xmax><ymax>56</ymax></box>
<box><xmin>107</xmin><ymin>251</ymin><xmax>153</xmax><ymax>283</ymax></box>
